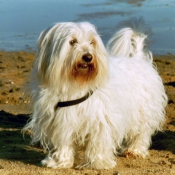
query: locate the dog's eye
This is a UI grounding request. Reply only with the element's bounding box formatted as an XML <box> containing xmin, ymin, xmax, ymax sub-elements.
<box><xmin>90</xmin><ymin>40</ymin><xmax>95</xmax><ymax>45</ymax></box>
<box><xmin>69</xmin><ymin>39</ymin><xmax>77</xmax><ymax>46</ymax></box>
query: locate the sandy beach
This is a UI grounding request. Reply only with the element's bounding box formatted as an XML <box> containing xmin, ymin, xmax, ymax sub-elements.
<box><xmin>0</xmin><ymin>51</ymin><xmax>175</xmax><ymax>175</ymax></box>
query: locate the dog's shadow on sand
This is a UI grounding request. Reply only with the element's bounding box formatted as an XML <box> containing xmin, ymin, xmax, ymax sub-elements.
<box><xmin>0</xmin><ymin>110</ymin><xmax>45</xmax><ymax>166</ymax></box>
<box><xmin>0</xmin><ymin>110</ymin><xmax>175</xmax><ymax>166</ymax></box>
<box><xmin>151</xmin><ymin>130</ymin><xmax>175</xmax><ymax>153</ymax></box>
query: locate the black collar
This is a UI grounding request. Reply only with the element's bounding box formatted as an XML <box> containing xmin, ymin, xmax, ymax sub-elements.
<box><xmin>54</xmin><ymin>90</ymin><xmax>93</xmax><ymax>110</ymax></box>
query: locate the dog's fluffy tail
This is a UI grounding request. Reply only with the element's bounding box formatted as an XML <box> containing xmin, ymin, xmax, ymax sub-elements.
<box><xmin>107</xmin><ymin>17</ymin><xmax>153</xmax><ymax>62</ymax></box>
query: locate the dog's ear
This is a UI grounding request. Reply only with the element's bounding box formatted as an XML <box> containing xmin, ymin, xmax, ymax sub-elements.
<box><xmin>35</xmin><ymin>23</ymin><xmax>76</xmax><ymax>86</ymax></box>
<box><xmin>92</xmin><ymin>33</ymin><xmax>109</xmax><ymax>85</ymax></box>
<box><xmin>35</xmin><ymin>25</ymin><xmax>56</xmax><ymax>85</ymax></box>
<box><xmin>94</xmin><ymin>35</ymin><xmax>107</xmax><ymax>58</ymax></box>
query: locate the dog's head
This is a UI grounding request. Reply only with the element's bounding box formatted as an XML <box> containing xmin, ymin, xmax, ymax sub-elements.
<box><xmin>34</xmin><ymin>22</ymin><xmax>108</xmax><ymax>91</ymax></box>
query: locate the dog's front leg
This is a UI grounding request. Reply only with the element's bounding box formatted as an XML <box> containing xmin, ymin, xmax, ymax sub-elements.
<box><xmin>41</xmin><ymin>114</ymin><xmax>75</xmax><ymax>169</ymax></box>
<box><xmin>42</xmin><ymin>145</ymin><xmax>75</xmax><ymax>169</ymax></box>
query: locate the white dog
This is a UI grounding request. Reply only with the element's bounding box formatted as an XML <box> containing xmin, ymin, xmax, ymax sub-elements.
<box><xmin>23</xmin><ymin>19</ymin><xmax>167</xmax><ymax>169</ymax></box>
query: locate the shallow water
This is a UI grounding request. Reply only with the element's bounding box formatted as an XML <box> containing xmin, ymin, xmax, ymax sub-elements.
<box><xmin>0</xmin><ymin>0</ymin><xmax>174</xmax><ymax>54</ymax></box>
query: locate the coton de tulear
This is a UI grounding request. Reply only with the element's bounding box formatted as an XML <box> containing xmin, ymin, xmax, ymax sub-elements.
<box><xmin>23</xmin><ymin>19</ymin><xmax>167</xmax><ymax>169</ymax></box>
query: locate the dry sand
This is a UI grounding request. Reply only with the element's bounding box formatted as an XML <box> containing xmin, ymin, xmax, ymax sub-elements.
<box><xmin>0</xmin><ymin>51</ymin><xmax>175</xmax><ymax>175</ymax></box>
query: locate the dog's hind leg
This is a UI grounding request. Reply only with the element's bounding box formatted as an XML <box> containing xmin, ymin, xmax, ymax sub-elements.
<box><xmin>76</xmin><ymin>122</ymin><xmax>117</xmax><ymax>170</ymax></box>
<box><xmin>125</xmin><ymin>128</ymin><xmax>152</xmax><ymax>158</ymax></box>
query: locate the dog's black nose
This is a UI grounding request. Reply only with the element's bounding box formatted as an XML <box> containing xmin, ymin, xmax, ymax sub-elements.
<box><xmin>82</xmin><ymin>54</ymin><xmax>93</xmax><ymax>63</ymax></box>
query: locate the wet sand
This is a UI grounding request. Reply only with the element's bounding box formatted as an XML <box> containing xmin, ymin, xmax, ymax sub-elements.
<box><xmin>0</xmin><ymin>51</ymin><xmax>175</xmax><ymax>175</ymax></box>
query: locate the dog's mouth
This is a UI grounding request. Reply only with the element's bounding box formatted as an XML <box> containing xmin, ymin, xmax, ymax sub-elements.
<box><xmin>73</xmin><ymin>62</ymin><xmax>95</xmax><ymax>74</ymax></box>
<box><xmin>72</xmin><ymin>61</ymin><xmax>97</xmax><ymax>83</ymax></box>
<box><xmin>78</xmin><ymin>63</ymin><xmax>90</xmax><ymax>70</ymax></box>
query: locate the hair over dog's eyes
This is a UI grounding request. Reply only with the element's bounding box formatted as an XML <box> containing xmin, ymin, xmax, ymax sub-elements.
<box><xmin>69</xmin><ymin>39</ymin><xmax>77</xmax><ymax>46</ymax></box>
<box><xmin>90</xmin><ymin>40</ymin><xmax>95</xmax><ymax>45</ymax></box>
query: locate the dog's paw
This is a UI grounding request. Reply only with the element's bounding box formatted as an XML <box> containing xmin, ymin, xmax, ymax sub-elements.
<box><xmin>42</xmin><ymin>157</ymin><xmax>73</xmax><ymax>169</ymax></box>
<box><xmin>125</xmin><ymin>149</ymin><xmax>149</xmax><ymax>159</ymax></box>
<box><xmin>75</xmin><ymin>160</ymin><xmax>116</xmax><ymax>170</ymax></box>
<box><xmin>75</xmin><ymin>162</ymin><xmax>91</xmax><ymax>170</ymax></box>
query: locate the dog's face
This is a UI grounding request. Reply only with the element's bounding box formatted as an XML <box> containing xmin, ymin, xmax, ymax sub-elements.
<box><xmin>35</xmin><ymin>22</ymin><xmax>108</xmax><ymax>90</ymax></box>
<box><xmin>65</xmin><ymin>24</ymin><xmax>99</xmax><ymax>85</ymax></box>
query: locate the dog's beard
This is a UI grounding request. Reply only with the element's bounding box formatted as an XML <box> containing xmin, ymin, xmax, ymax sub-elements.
<box><xmin>71</xmin><ymin>56</ymin><xmax>98</xmax><ymax>85</ymax></box>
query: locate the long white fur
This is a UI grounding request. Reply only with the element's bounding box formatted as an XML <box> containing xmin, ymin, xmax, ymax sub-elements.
<box><xmin>23</xmin><ymin>19</ymin><xmax>167</xmax><ymax>170</ymax></box>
